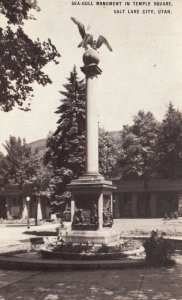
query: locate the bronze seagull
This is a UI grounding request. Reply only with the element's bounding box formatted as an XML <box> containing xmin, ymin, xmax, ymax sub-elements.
<box><xmin>71</xmin><ymin>17</ymin><xmax>113</xmax><ymax>51</ymax></box>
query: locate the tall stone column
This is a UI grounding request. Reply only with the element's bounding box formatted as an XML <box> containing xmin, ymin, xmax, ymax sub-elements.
<box><xmin>86</xmin><ymin>75</ymin><xmax>99</xmax><ymax>175</ymax></box>
<box><xmin>81</xmin><ymin>62</ymin><xmax>102</xmax><ymax>177</ymax></box>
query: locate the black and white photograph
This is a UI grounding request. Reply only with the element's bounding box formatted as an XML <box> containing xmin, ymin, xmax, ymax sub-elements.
<box><xmin>0</xmin><ymin>0</ymin><xmax>182</xmax><ymax>299</ymax></box>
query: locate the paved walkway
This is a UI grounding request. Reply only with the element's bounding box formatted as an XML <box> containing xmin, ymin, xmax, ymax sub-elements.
<box><xmin>0</xmin><ymin>260</ymin><xmax>182</xmax><ymax>299</ymax></box>
<box><xmin>0</xmin><ymin>223</ymin><xmax>58</xmax><ymax>246</ymax></box>
<box><xmin>0</xmin><ymin>221</ymin><xmax>181</xmax><ymax>299</ymax></box>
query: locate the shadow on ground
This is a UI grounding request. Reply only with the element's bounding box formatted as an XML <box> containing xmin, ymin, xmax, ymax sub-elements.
<box><xmin>0</xmin><ymin>259</ymin><xmax>181</xmax><ymax>299</ymax></box>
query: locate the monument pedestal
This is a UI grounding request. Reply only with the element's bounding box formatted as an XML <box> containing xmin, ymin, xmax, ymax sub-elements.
<box><xmin>66</xmin><ymin>176</ymin><xmax>119</xmax><ymax>244</ymax></box>
<box><xmin>62</xmin><ymin>228</ymin><xmax>119</xmax><ymax>245</ymax></box>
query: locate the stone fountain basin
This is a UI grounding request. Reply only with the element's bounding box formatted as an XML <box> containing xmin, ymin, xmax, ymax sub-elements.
<box><xmin>40</xmin><ymin>241</ymin><xmax>144</xmax><ymax>261</ymax></box>
<box><xmin>0</xmin><ymin>238</ymin><xmax>145</xmax><ymax>270</ymax></box>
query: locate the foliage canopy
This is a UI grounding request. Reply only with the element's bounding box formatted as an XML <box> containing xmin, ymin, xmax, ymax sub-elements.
<box><xmin>0</xmin><ymin>0</ymin><xmax>60</xmax><ymax>111</ymax></box>
<box><xmin>119</xmin><ymin>110</ymin><xmax>160</xmax><ymax>182</ymax></box>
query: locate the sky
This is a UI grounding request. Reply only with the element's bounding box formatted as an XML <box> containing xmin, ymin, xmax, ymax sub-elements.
<box><xmin>0</xmin><ymin>0</ymin><xmax>182</xmax><ymax>152</ymax></box>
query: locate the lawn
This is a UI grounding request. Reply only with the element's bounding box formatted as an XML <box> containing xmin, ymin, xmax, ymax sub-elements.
<box><xmin>113</xmin><ymin>218</ymin><xmax>182</xmax><ymax>236</ymax></box>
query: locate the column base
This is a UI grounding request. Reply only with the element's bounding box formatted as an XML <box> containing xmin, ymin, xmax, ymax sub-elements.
<box><xmin>68</xmin><ymin>174</ymin><xmax>114</xmax><ymax>187</ymax></box>
<box><xmin>62</xmin><ymin>228</ymin><xmax>120</xmax><ymax>245</ymax></box>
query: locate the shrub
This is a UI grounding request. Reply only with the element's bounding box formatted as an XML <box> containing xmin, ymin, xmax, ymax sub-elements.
<box><xmin>143</xmin><ymin>230</ymin><xmax>174</xmax><ymax>266</ymax></box>
<box><xmin>174</xmin><ymin>211</ymin><xmax>178</xmax><ymax>219</ymax></box>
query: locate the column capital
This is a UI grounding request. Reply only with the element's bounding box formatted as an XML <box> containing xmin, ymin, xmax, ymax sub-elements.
<box><xmin>81</xmin><ymin>64</ymin><xmax>102</xmax><ymax>77</ymax></box>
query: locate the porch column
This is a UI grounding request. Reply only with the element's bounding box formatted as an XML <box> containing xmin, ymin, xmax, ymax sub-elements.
<box><xmin>113</xmin><ymin>193</ymin><xmax>120</xmax><ymax>218</ymax></box>
<box><xmin>45</xmin><ymin>201</ymin><xmax>51</xmax><ymax>219</ymax></box>
<box><xmin>37</xmin><ymin>197</ymin><xmax>42</xmax><ymax>220</ymax></box>
<box><xmin>150</xmin><ymin>192</ymin><xmax>157</xmax><ymax>217</ymax></box>
<box><xmin>178</xmin><ymin>191</ymin><xmax>182</xmax><ymax>217</ymax></box>
<box><xmin>131</xmin><ymin>193</ymin><xmax>138</xmax><ymax>218</ymax></box>
<box><xmin>22</xmin><ymin>198</ymin><xmax>27</xmax><ymax>218</ymax></box>
<box><xmin>6</xmin><ymin>198</ymin><xmax>11</xmax><ymax>219</ymax></box>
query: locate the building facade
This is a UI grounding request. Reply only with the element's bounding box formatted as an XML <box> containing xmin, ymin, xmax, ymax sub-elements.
<box><xmin>113</xmin><ymin>179</ymin><xmax>182</xmax><ymax>218</ymax></box>
<box><xmin>0</xmin><ymin>184</ymin><xmax>50</xmax><ymax>220</ymax></box>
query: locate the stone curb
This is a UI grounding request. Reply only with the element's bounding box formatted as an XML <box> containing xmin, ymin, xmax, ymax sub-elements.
<box><xmin>0</xmin><ymin>255</ymin><xmax>146</xmax><ymax>271</ymax></box>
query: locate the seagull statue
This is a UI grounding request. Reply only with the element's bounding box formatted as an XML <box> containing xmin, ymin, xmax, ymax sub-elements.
<box><xmin>71</xmin><ymin>17</ymin><xmax>113</xmax><ymax>52</ymax></box>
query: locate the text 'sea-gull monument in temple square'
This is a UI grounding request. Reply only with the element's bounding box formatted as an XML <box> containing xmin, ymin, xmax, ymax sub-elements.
<box><xmin>63</xmin><ymin>17</ymin><xmax>119</xmax><ymax>244</ymax></box>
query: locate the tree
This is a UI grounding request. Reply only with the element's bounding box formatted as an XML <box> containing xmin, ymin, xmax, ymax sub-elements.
<box><xmin>0</xmin><ymin>1</ymin><xmax>40</xmax><ymax>25</ymax></box>
<box><xmin>0</xmin><ymin>136</ymin><xmax>53</xmax><ymax>219</ymax></box>
<box><xmin>119</xmin><ymin>111</ymin><xmax>160</xmax><ymax>184</ymax></box>
<box><xmin>0</xmin><ymin>0</ymin><xmax>60</xmax><ymax>111</ymax></box>
<box><xmin>0</xmin><ymin>136</ymin><xmax>53</xmax><ymax>193</ymax></box>
<box><xmin>0</xmin><ymin>136</ymin><xmax>39</xmax><ymax>186</ymax></box>
<box><xmin>99</xmin><ymin>127</ymin><xmax>120</xmax><ymax>180</ymax></box>
<box><xmin>156</xmin><ymin>103</ymin><xmax>182</xmax><ymax>179</ymax></box>
<box><xmin>44</xmin><ymin>66</ymin><xmax>86</xmax><ymax>213</ymax></box>
<box><xmin>44</xmin><ymin>67</ymin><xmax>119</xmax><ymax>213</ymax></box>
<box><xmin>0</xmin><ymin>151</ymin><xmax>6</xmax><ymax>188</ymax></box>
